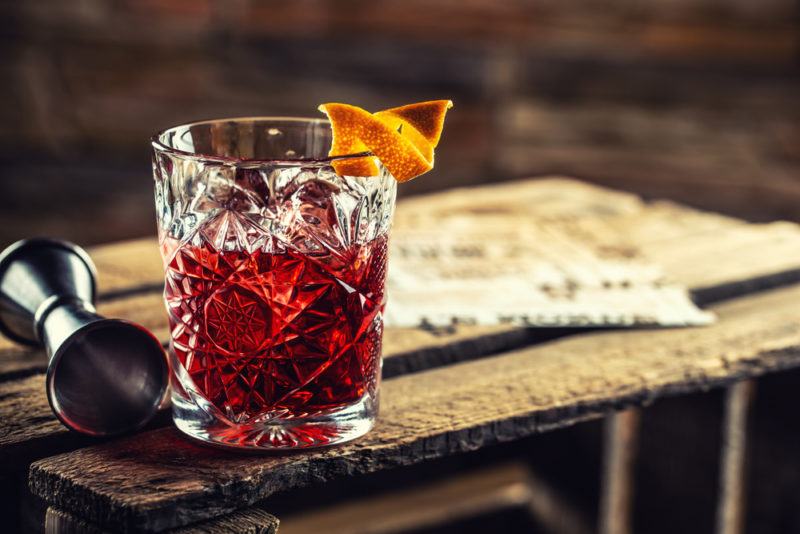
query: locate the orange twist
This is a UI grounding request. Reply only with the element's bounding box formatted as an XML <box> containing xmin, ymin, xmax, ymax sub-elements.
<box><xmin>318</xmin><ymin>100</ymin><xmax>453</xmax><ymax>182</ymax></box>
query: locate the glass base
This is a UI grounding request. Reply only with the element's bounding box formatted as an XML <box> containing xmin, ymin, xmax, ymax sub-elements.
<box><xmin>172</xmin><ymin>391</ymin><xmax>377</xmax><ymax>451</ymax></box>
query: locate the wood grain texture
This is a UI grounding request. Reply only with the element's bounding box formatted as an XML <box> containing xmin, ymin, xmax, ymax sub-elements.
<box><xmin>1</xmin><ymin>178</ymin><xmax>798</xmax><ymax>381</ymax></box>
<box><xmin>0</xmin><ymin>346</ymin><xmax>48</xmax><ymax>382</ymax></box>
<box><xmin>28</xmin><ymin>284</ymin><xmax>800</xmax><ymax>532</ymax></box>
<box><xmin>0</xmin><ymin>374</ymin><xmax>104</xmax><ymax>465</ymax></box>
<box><xmin>45</xmin><ymin>506</ymin><xmax>278</xmax><ymax>534</ymax></box>
<box><xmin>715</xmin><ymin>380</ymin><xmax>755</xmax><ymax>534</ymax></box>
<box><xmin>599</xmin><ymin>409</ymin><xmax>641</xmax><ymax>534</ymax></box>
<box><xmin>90</xmin><ymin>239</ymin><xmax>164</xmax><ymax>298</ymax></box>
<box><xmin>0</xmin><ymin>322</ymin><xmax>551</xmax><ymax>466</ymax></box>
<box><xmin>4</xmin><ymin>178</ymin><xmax>800</xmax><ymax>463</ymax></box>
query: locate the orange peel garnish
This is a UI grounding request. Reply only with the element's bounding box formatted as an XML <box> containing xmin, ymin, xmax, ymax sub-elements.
<box><xmin>318</xmin><ymin>100</ymin><xmax>453</xmax><ymax>182</ymax></box>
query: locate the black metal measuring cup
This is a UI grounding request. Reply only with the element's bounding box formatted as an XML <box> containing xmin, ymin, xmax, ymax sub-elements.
<box><xmin>0</xmin><ymin>238</ymin><xmax>168</xmax><ymax>436</ymax></box>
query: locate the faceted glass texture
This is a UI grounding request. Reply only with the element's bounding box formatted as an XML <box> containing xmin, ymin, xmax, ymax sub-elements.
<box><xmin>152</xmin><ymin>118</ymin><xmax>396</xmax><ymax>449</ymax></box>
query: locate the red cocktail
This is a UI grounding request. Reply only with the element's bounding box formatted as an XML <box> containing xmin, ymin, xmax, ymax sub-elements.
<box><xmin>153</xmin><ymin>117</ymin><xmax>397</xmax><ymax>449</ymax></box>
<box><xmin>163</xmin><ymin>234</ymin><xmax>387</xmax><ymax>419</ymax></box>
<box><xmin>153</xmin><ymin>101</ymin><xmax>451</xmax><ymax>450</ymax></box>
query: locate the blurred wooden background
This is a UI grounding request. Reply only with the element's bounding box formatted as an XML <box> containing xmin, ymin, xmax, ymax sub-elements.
<box><xmin>0</xmin><ymin>0</ymin><xmax>798</xmax><ymax>246</ymax></box>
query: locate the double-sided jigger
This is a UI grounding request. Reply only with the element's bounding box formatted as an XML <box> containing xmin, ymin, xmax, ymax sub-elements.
<box><xmin>0</xmin><ymin>238</ymin><xmax>169</xmax><ymax>436</ymax></box>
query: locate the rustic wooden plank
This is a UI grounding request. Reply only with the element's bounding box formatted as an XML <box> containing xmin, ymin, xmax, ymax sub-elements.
<box><xmin>0</xmin><ymin>179</ymin><xmax>660</xmax><ymax>380</ymax></box>
<box><xmin>73</xmin><ymin>177</ymin><xmax>800</xmax><ymax>311</ymax></box>
<box><xmin>0</xmin><ymin>345</ymin><xmax>48</xmax><ymax>381</ymax></box>
<box><xmin>2</xmin><ymin>178</ymin><xmax>798</xmax><ymax>384</ymax></box>
<box><xmin>45</xmin><ymin>506</ymin><xmax>278</xmax><ymax>534</ymax></box>
<box><xmin>90</xmin><ymin>239</ymin><xmax>164</xmax><ymax>298</ymax></box>
<box><xmin>0</xmin><ymin>176</ymin><xmax>797</xmax><ymax>532</ymax></box>
<box><xmin>0</xmin><ymin>288</ymin><xmax>551</xmax><ymax>385</ymax></box>
<box><xmin>89</xmin><ymin>178</ymin><xmax>648</xmax><ymax>294</ymax></box>
<box><xmin>398</xmin><ymin>179</ymin><xmax>800</xmax><ymax>305</ymax></box>
<box><xmin>397</xmin><ymin>179</ymin><xmax>800</xmax><ymax>299</ymax></box>
<box><xmin>4</xmin><ymin>178</ymin><xmax>800</xmax><ymax>458</ymax></box>
<box><xmin>16</xmin><ymin>177</ymin><xmax>634</xmax><ymax>299</ymax></box>
<box><xmin>0</xmin><ymin>237</ymin><xmax>153</xmax><ymax>304</ymax></box>
<box><xmin>0</xmin><ymin>375</ymin><xmax>89</xmax><ymax>465</ymax></box>
<box><xmin>601</xmin><ymin>204</ymin><xmax>800</xmax><ymax>302</ymax></box>
<box><xmin>0</xmin><ymin>324</ymin><xmax>555</xmax><ymax>465</ymax></box>
<box><xmin>28</xmin><ymin>283</ymin><xmax>800</xmax><ymax>532</ymax></box>
<box><xmin>0</xmin><ymin>373</ymin><xmax>174</xmax><ymax>467</ymax></box>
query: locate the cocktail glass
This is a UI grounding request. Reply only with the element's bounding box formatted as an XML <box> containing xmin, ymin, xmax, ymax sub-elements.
<box><xmin>152</xmin><ymin>117</ymin><xmax>396</xmax><ymax>449</ymax></box>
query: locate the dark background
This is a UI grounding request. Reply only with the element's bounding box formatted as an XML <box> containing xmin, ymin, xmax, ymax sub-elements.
<box><xmin>0</xmin><ymin>0</ymin><xmax>798</xmax><ymax>247</ymax></box>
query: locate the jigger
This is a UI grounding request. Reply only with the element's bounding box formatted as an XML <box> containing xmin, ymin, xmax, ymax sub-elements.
<box><xmin>0</xmin><ymin>238</ymin><xmax>169</xmax><ymax>436</ymax></box>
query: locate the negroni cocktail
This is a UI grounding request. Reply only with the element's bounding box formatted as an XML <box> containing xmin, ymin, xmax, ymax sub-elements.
<box><xmin>163</xmin><ymin>234</ymin><xmax>388</xmax><ymax>418</ymax></box>
<box><xmin>153</xmin><ymin>101</ymin><xmax>451</xmax><ymax>449</ymax></box>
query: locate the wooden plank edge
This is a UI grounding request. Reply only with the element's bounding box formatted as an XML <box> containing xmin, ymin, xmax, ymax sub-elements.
<box><xmin>382</xmin><ymin>327</ymin><xmax>574</xmax><ymax>378</ymax></box>
<box><xmin>28</xmin><ymin>341</ymin><xmax>800</xmax><ymax>532</ymax></box>
<box><xmin>691</xmin><ymin>268</ymin><xmax>800</xmax><ymax>307</ymax></box>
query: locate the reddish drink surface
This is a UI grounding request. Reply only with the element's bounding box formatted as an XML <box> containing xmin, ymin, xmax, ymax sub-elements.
<box><xmin>163</xmin><ymin>236</ymin><xmax>387</xmax><ymax>421</ymax></box>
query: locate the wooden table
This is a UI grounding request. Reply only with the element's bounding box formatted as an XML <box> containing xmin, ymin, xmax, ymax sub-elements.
<box><xmin>3</xmin><ymin>178</ymin><xmax>800</xmax><ymax>533</ymax></box>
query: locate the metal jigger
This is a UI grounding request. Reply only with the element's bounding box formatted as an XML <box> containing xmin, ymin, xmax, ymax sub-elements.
<box><xmin>0</xmin><ymin>238</ymin><xmax>169</xmax><ymax>436</ymax></box>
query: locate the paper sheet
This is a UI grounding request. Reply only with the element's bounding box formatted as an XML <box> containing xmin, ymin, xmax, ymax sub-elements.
<box><xmin>384</xmin><ymin>214</ymin><xmax>714</xmax><ymax>328</ymax></box>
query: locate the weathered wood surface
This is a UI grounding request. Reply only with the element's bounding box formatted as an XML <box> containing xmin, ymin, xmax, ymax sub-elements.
<box><xmin>1</xmin><ymin>177</ymin><xmax>799</xmax><ymax>528</ymax></box>
<box><xmin>3</xmin><ymin>178</ymin><xmax>800</xmax><ymax>383</ymax></box>
<box><xmin>100</xmin><ymin>179</ymin><xmax>800</xmax><ymax>295</ymax></box>
<box><xmin>0</xmin><ymin>325</ymin><xmax>548</xmax><ymax>466</ymax></box>
<box><xmin>90</xmin><ymin>239</ymin><xmax>164</xmax><ymax>298</ymax></box>
<box><xmin>45</xmin><ymin>506</ymin><xmax>278</xmax><ymax>534</ymax></box>
<box><xmin>0</xmin><ymin>375</ymin><xmax>82</xmax><ymax>465</ymax></box>
<box><xmin>28</xmin><ymin>284</ymin><xmax>800</xmax><ymax>531</ymax></box>
<box><xmin>3</xmin><ymin>178</ymin><xmax>800</xmax><ymax>464</ymax></box>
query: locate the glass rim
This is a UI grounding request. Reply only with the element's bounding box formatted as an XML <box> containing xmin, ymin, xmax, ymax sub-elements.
<box><xmin>151</xmin><ymin>116</ymin><xmax>372</xmax><ymax>166</ymax></box>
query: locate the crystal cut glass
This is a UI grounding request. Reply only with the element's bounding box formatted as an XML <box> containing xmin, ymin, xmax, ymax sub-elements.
<box><xmin>152</xmin><ymin>118</ymin><xmax>396</xmax><ymax>449</ymax></box>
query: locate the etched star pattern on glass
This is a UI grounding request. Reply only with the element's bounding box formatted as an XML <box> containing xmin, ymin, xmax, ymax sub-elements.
<box><xmin>152</xmin><ymin>118</ymin><xmax>396</xmax><ymax>449</ymax></box>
